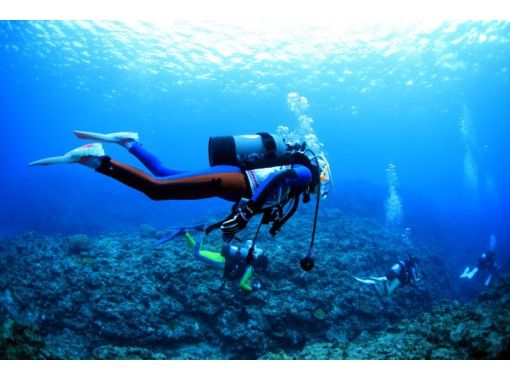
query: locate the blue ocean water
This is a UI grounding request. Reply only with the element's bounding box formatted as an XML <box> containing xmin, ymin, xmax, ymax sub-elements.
<box><xmin>0</xmin><ymin>20</ymin><xmax>509</xmax><ymax>261</ymax></box>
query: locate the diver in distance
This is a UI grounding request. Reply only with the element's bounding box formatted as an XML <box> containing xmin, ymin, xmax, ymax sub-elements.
<box><xmin>156</xmin><ymin>225</ymin><xmax>269</xmax><ymax>293</ymax></box>
<box><xmin>29</xmin><ymin>131</ymin><xmax>332</xmax><ymax>271</ymax></box>
<box><xmin>460</xmin><ymin>235</ymin><xmax>499</xmax><ymax>287</ymax></box>
<box><xmin>354</xmin><ymin>256</ymin><xmax>422</xmax><ymax>296</ymax></box>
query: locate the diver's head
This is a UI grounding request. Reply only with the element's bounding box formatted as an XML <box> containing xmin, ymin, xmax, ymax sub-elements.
<box><xmin>310</xmin><ymin>153</ymin><xmax>332</xmax><ymax>199</ymax></box>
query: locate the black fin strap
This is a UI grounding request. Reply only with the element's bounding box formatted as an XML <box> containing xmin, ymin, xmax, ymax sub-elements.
<box><xmin>257</xmin><ymin>132</ymin><xmax>277</xmax><ymax>160</ymax></box>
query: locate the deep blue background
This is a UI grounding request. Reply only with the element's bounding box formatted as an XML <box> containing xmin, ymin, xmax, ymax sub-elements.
<box><xmin>0</xmin><ymin>20</ymin><xmax>508</xmax><ymax>266</ymax></box>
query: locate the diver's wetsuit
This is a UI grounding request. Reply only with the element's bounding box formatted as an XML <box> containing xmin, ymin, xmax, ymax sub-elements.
<box><xmin>96</xmin><ymin>142</ymin><xmax>312</xmax><ymax>204</ymax></box>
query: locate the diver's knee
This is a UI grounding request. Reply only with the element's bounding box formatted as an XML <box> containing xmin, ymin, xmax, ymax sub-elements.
<box><xmin>146</xmin><ymin>190</ymin><xmax>165</xmax><ymax>201</ymax></box>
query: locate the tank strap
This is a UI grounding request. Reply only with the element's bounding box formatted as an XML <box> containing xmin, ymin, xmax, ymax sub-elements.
<box><xmin>257</xmin><ymin>132</ymin><xmax>277</xmax><ymax>160</ymax></box>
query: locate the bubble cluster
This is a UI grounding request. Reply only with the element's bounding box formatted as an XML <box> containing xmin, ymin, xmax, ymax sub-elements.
<box><xmin>277</xmin><ymin>92</ymin><xmax>324</xmax><ymax>155</ymax></box>
<box><xmin>385</xmin><ymin>163</ymin><xmax>403</xmax><ymax>229</ymax></box>
<box><xmin>286</xmin><ymin>92</ymin><xmax>309</xmax><ymax>115</ymax></box>
<box><xmin>459</xmin><ymin>106</ymin><xmax>479</xmax><ymax>198</ymax></box>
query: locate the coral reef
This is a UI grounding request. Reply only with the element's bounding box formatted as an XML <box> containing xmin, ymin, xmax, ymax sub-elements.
<box><xmin>264</xmin><ymin>275</ymin><xmax>510</xmax><ymax>359</ymax></box>
<box><xmin>67</xmin><ymin>234</ymin><xmax>92</xmax><ymax>256</ymax></box>
<box><xmin>0</xmin><ymin>208</ymin><xmax>505</xmax><ymax>359</ymax></box>
<box><xmin>0</xmin><ymin>319</ymin><xmax>49</xmax><ymax>359</ymax></box>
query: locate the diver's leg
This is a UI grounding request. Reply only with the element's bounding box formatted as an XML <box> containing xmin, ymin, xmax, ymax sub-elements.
<box><xmin>30</xmin><ymin>145</ymin><xmax>250</xmax><ymax>200</ymax></box>
<box><xmin>74</xmin><ymin>130</ymin><xmax>185</xmax><ymax>177</ymax></box>
<box><xmin>185</xmin><ymin>231</ymin><xmax>224</xmax><ymax>267</ymax></box>
<box><xmin>128</xmin><ymin>142</ymin><xmax>186</xmax><ymax>177</ymax></box>
<box><xmin>386</xmin><ymin>279</ymin><xmax>401</xmax><ymax>296</ymax></box>
<box><xmin>183</xmin><ymin>231</ymin><xmax>197</xmax><ymax>249</ymax></box>
<box><xmin>96</xmin><ymin>156</ymin><xmax>250</xmax><ymax>201</ymax></box>
<box><xmin>239</xmin><ymin>265</ymin><xmax>254</xmax><ymax>292</ymax></box>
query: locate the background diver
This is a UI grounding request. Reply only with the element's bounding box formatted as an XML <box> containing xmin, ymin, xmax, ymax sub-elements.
<box><xmin>354</xmin><ymin>256</ymin><xmax>421</xmax><ymax>296</ymax></box>
<box><xmin>156</xmin><ymin>225</ymin><xmax>269</xmax><ymax>293</ymax></box>
<box><xmin>29</xmin><ymin>130</ymin><xmax>332</xmax><ymax>271</ymax></box>
<box><xmin>460</xmin><ymin>234</ymin><xmax>499</xmax><ymax>287</ymax></box>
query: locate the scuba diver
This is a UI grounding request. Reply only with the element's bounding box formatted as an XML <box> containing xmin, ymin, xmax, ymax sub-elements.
<box><xmin>460</xmin><ymin>234</ymin><xmax>499</xmax><ymax>287</ymax></box>
<box><xmin>29</xmin><ymin>131</ymin><xmax>332</xmax><ymax>271</ymax></box>
<box><xmin>156</xmin><ymin>226</ymin><xmax>269</xmax><ymax>292</ymax></box>
<box><xmin>354</xmin><ymin>256</ymin><xmax>421</xmax><ymax>296</ymax></box>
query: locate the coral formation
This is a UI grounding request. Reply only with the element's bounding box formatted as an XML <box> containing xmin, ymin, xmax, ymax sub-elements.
<box><xmin>264</xmin><ymin>275</ymin><xmax>510</xmax><ymax>359</ymax></box>
<box><xmin>0</xmin><ymin>319</ymin><xmax>49</xmax><ymax>359</ymax></box>
<box><xmin>0</xmin><ymin>207</ymin><xmax>507</xmax><ymax>359</ymax></box>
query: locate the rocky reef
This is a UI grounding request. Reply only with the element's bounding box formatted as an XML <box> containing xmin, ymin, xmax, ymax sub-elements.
<box><xmin>262</xmin><ymin>274</ymin><xmax>510</xmax><ymax>359</ymax></box>
<box><xmin>0</xmin><ymin>207</ymin><xmax>506</xmax><ymax>359</ymax></box>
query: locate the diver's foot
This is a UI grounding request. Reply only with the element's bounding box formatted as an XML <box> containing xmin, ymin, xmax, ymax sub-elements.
<box><xmin>74</xmin><ymin>130</ymin><xmax>139</xmax><ymax>148</ymax></box>
<box><xmin>28</xmin><ymin>143</ymin><xmax>105</xmax><ymax>167</ymax></box>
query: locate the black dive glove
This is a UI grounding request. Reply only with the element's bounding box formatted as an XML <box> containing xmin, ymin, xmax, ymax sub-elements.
<box><xmin>221</xmin><ymin>202</ymin><xmax>256</xmax><ymax>243</ymax></box>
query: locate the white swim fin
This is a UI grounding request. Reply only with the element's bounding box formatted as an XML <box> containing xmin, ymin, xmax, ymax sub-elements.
<box><xmin>466</xmin><ymin>267</ymin><xmax>479</xmax><ymax>279</ymax></box>
<box><xmin>74</xmin><ymin>130</ymin><xmax>139</xmax><ymax>145</ymax></box>
<box><xmin>460</xmin><ymin>266</ymin><xmax>470</xmax><ymax>279</ymax></box>
<box><xmin>354</xmin><ymin>276</ymin><xmax>376</xmax><ymax>285</ymax></box>
<box><xmin>369</xmin><ymin>276</ymin><xmax>388</xmax><ymax>283</ymax></box>
<box><xmin>29</xmin><ymin>143</ymin><xmax>105</xmax><ymax>166</ymax></box>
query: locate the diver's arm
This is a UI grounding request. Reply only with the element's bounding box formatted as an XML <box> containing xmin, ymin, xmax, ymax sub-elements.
<box><xmin>411</xmin><ymin>267</ymin><xmax>421</xmax><ymax>282</ymax></box>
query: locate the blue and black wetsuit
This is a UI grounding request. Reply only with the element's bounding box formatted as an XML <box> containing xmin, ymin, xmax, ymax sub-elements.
<box><xmin>95</xmin><ymin>142</ymin><xmax>313</xmax><ymax>205</ymax></box>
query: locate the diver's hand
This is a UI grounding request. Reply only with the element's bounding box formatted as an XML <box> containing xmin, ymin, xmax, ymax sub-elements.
<box><xmin>220</xmin><ymin>204</ymin><xmax>255</xmax><ymax>242</ymax></box>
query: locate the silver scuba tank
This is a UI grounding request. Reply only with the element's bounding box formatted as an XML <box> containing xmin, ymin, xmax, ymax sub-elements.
<box><xmin>208</xmin><ymin>133</ymin><xmax>287</xmax><ymax>167</ymax></box>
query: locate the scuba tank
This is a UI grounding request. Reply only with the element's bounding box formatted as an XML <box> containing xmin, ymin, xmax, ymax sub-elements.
<box><xmin>208</xmin><ymin>133</ymin><xmax>289</xmax><ymax>167</ymax></box>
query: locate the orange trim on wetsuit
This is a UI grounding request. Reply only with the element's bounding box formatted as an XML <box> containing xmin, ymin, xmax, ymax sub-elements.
<box><xmin>96</xmin><ymin>157</ymin><xmax>251</xmax><ymax>201</ymax></box>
